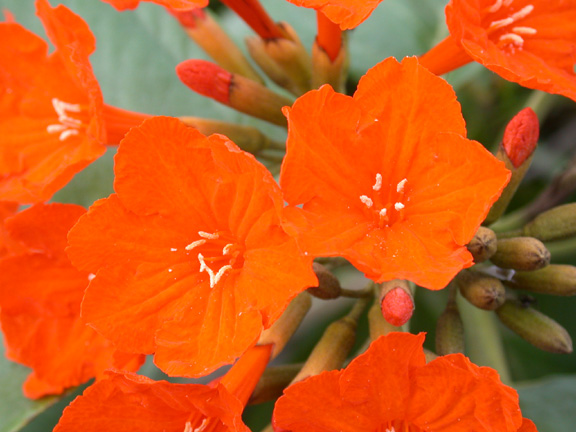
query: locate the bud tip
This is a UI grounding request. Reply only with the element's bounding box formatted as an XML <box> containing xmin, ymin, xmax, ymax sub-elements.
<box><xmin>503</xmin><ymin>107</ymin><xmax>539</xmax><ymax>168</ymax></box>
<box><xmin>381</xmin><ymin>286</ymin><xmax>414</xmax><ymax>327</ymax></box>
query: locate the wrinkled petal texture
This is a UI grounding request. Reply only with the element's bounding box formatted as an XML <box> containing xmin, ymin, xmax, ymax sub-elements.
<box><xmin>0</xmin><ymin>0</ymin><xmax>106</xmax><ymax>204</ymax></box>
<box><xmin>280</xmin><ymin>57</ymin><xmax>510</xmax><ymax>289</ymax></box>
<box><xmin>447</xmin><ymin>0</ymin><xmax>576</xmax><ymax>101</ymax></box>
<box><xmin>0</xmin><ymin>204</ymin><xmax>143</xmax><ymax>398</ymax></box>
<box><xmin>101</xmin><ymin>0</ymin><xmax>207</xmax><ymax>10</ymax></box>
<box><xmin>273</xmin><ymin>333</ymin><xmax>528</xmax><ymax>432</ymax></box>
<box><xmin>67</xmin><ymin>116</ymin><xmax>316</xmax><ymax>377</ymax></box>
<box><xmin>54</xmin><ymin>372</ymin><xmax>248</xmax><ymax>432</ymax></box>
<box><xmin>284</xmin><ymin>0</ymin><xmax>383</xmax><ymax>29</ymax></box>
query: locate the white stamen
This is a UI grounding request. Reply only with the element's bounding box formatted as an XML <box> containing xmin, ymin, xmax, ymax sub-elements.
<box><xmin>359</xmin><ymin>195</ymin><xmax>373</xmax><ymax>208</ymax></box>
<box><xmin>88</xmin><ymin>273</ymin><xmax>96</xmax><ymax>281</ymax></box>
<box><xmin>489</xmin><ymin>16</ymin><xmax>514</xmax><ymax>31</ymax></box>
<box><xmin>396</xmin><ymin>178</ymin><xmax>407</xmax><ymax>193</ymax></box>
<box><xmin>59</xmin><ymin>129</ymin><xmax>79</xmax><ymax>141</ymax></box>
<box><xmin>487</xmin><ymin>0</ymin><xmax>503</xmax><ymax>13</ymax></box>
<box><xmin>185</xmin><ymin>239</ymin><xmax>206</xmax><ymax>250</ymax></box>
<box><xmin>379</xmin><ymin>208</ymin><xmax>387</xmax><ymax>218</ymax></box>
<box><xmin>198</xmin><ymin>231</ymin><xmax>219</xmax><ymax>239</ymax></box>
<box><xmin>46</xmin><ymin>124</ymin><xmax>66</xmax><ymax>133</ymax></box>
<box><xmin>198</xmin><ymin>253</ymin><xmax>216</xmax><ymax>287</ymax></box>
<box><xmin>184</xmin><ymin>422</ymin><xmax>193</xmax><ymax>432</ymax></box>
<box><xmin>222</xmin><ymin>243</ymin><xmax>234</xmax><ymax>255</ymax></box>
<box><xmin>499</xmin><ymin>33</ymin><xmax>524</xmax><ymax>46</ymax></box>
<box><xmin>510</xmin><ymin>5</ymin><xmax>534</xmax><ymax>21</ymax></box>
<box><xmin>168</xmin><ymin>268</ymin><xmax>173</xmax><ymax>273</ymax></box>
<box><xmin>52</xmin><ymin>98</ymin><xmax>81</xmax><ymax>114</ymax></box>
<box><xmin>372</xmin><ymin>173</ymin><xmax>383</xmax><ymax>191</ymax></box>
<box><xmin>170</xmin><ymin>248</ymin><xmax>178</xmax><ymax>252</ymax></box>
<box><xmin>394</xmin><ymin>202</ymin><xmax>405</xmax><ymax>211</ymax></box>
<box><xmin>385</xmin><ymin>428</ymin><xmax>396</xmax><ymax>432</ymax></box>
<box><xmin>213</xmin><ymin>265</ymin><xmax>232</xmax><ymax>286</ymax></box>
<box><xmin>513</xmin><ymin>26</ymin><xmax>537</xmax><ymax>35</ymax></box>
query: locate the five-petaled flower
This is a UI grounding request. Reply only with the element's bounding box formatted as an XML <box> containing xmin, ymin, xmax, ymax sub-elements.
<box><xmin>273</xmin><ymin>332</ymin><xmax>537</xmax><ymax>432</ymax></box>
<box><xmin>419</xmin><ymin>0</ymin><xmax>576</xmax><ymax>102</ymax></box>
<box><xmin>280</xmin><ymin>56</ymin><xmax>510</xmax><ymax>290</ymax></box>
<box><xmin>67</xmin><ymin>116</ymin><xmax>317</xmax><ymax>377</ymax></box>
<box><xmin>0</xmin><ymin>203</ymin><xmax>144</xmax><ymax>398</ymax></box>
<box><xmin>0</xmin><ymin>0</ymin><xmax>150</xmax><ymax>204</ymax></box>
<box><xmin>54</xmin><ymin>344</ymin><xmax>272</xmax><ymax>432</ymax></box>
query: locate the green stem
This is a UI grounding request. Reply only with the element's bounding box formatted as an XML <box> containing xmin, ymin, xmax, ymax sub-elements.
<box><xmin>457</xmin><ymin>294</ymin><xmax>512</xmax><ymax>384</ymax></box>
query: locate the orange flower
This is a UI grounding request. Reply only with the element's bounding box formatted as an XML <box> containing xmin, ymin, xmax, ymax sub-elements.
<box><xmin>54</xmin><ymin>344</ymin><xmax>272</xmax><ymax>432</ymax></box>
<box><xmin>0</xmin><ymin>202</ymin><xmax>22</xmax><ymax>257</ymax></box>
<box><xmin>0</xmin><ymin>0</ymin><xmax>150</xmax><ymax>204</ymax></box>
<box><xmin>280</xmin><ymin>57</ymin><xmax>510</xmax><ymax>290</ymax></box>
<box><xmin>419</xmin><ymin>0</ymin><xmax>576</xmax><ymax>101</ymax></box>
<box><xmin>67</xmin><ymin>116</ymin><xmax>317</xmax><ymax>377</ymax></box>
<box><xmin>273</xmin><ymin>333</ymin><xmax>537</xmax><ymax>432</ymax></box>
<box><xmin>284</xmin><ymin>0</ymin><xmax>384</xmax><ymax>29</ymax></box>
<box><xmin>0</xmin><ymin>203</ymin><xmax>144</xmax><ymax>399</ymax></box>
<box><xmin>101</xmin><ymin>0</ymin><xmax>207</xmax><ymax>10</ymax></box>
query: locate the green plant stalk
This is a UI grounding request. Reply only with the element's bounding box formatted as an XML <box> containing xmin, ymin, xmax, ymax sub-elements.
<box><xmin>457</xmin><ymin>294</ymin><xmax>512</xmax><ymax>384</ymax></box>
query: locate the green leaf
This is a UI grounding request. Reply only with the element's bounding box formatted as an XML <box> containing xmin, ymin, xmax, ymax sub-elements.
<box><xmin>517</xmin><ymin>375</ymin><xmax>576</xmax><ymax>432</ymax></box>
<box><xmin>0</xmin><ymin>335</ymin><xmax>57</xmax><ymax>432</ymax></box>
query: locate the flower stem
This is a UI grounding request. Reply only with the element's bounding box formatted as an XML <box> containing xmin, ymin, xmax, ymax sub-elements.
<box><xmin>457</xmin><ymin>294</ymin><xmax>512</xmax><ymax>384</ymax></box>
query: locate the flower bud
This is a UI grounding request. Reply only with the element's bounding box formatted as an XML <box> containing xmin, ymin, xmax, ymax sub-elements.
<box><xmin>258</xmin><ymin>292</ymin><xmax>311</xmax><ymax>359</ymax></box>
<box><xmin>435</xmin><ymin>301</ymin><xmax>465</xmax><ymax>355</ymax></box>
<box><xmin>496</xmin><ymin>299</ymin><xmax>573</xmax><ymax>354</ymax></box>
<box><xmin>467</xmin><ymin>226</ymin><xmax>497</xmax><ymax>263</ymax></box>
<box><xmin>246</xmin><ymin>22</ymin><xmax>311</xmax><ymax>96</ymax></box>
<box><xmin>485</xmin><ymin>108</ymin><xmax>539</xmax><ymax>225</ymax></box>
<box><xmin>490</xmin><ymin>237</ymin><xmax>550</xmax><ymax>271</ymax></box>
<box><xmin>503</xmin><ymin>264</ymin><xmax>576</xmax><ymax>296</ymax></box>
<box><xmin>379</xmin><ymin>280</ymin><xmax>414</xmax><ymax>327</ymax></box>
<box><xmin>176</xmin><ymin>60</ymin><xmax>292</xmax><ymax>126</ymax></box>
<box><xmin>170</xmin><ymin>8</ymin><xmax>263</xmax><ymax>83</ymax></box>
<box><xmin>306</xmin><ymin>262</ymin><xmax>342</xmax><ymax>299</ymax></box>
<box><xmin>523</xmin><ymin>203</ymin><xmax>576</xmax><ymax>242</ymax></box>
<box><xmin>456</xmin><ymin>270</ymin><xmax>505</xmax><ymax>310</ymax></box>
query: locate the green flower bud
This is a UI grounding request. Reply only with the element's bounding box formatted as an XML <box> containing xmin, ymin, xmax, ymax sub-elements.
<box><xmin>496</xmin><ymin>299</ymin><xmax>573</xmax><ymax>354</ymax></box>
<box><xmin>504</xmin><ymin>264</ymin><xmax>576</xmax><ymax>296</ymax></box>
<box><xmin>456</xmin><ymin>270</ymin><xmax>506</xmax><ymax>310</ymax></box>
<box><xmin>435</xmin><ymin>302</ymin><xmax>465</xmax><ymax>355</ymax></box>
<box><xmin>490</xmin><ymin>237</ymin><xmax>550</xmax><ymax>271</ymax></box>
<box><xmin>467</xmin><ymin>226</ymin><xmax>497</xmax><ymax>263</ymax></box>
<box><xmin>523</xmin><ymin>203</ymin><xmax>576</xmax><ymax>242</ymax></box>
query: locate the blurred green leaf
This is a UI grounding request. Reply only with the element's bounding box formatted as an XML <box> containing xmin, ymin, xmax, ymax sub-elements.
<box><xmin>517</xmin><ymin>375</ymin><xmax>576</xmax><ymax>432</ymax></box>
<box><xmin>0</xmin><ymin>335</ymin><xmax>57</xmax><ymax>432</ymax></box>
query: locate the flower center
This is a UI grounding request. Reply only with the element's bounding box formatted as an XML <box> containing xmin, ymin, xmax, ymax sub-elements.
<box><xmin>46</xmin><ymin>98</ymin><xmax>87</xmax><ymax>141</ymax></box>
<box><xmin>485</xmin><ymin>0</ymin><xmax>536</xmax><ymax>51</ymax></box>
<box><xmin>359</xmin><ymin>173</ymin><xmax>408</xmax><ymax>228</ymax></box>
<box><xmin>184</xmin><ymin>230</ymin><xmax>244</xmax><ymax>288</ymax></box>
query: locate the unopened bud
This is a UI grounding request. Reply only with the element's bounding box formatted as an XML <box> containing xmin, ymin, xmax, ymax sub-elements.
<box><xmin>435</xmin><ymin>301</ymin><xmax>465</xmax><ymax>355</ymax></box>
<box><xmin>379</xmin><ymin>280</ymin><xmax>414</xmax><ymax>327</ymax></box>
<box><xmin>258</xmin><ymin>292</ymin><xmax>311</xmax><ymax>359</ymax></box>
<box><xmin>504</xmin><ymin>264</ymin><xmax>576</xmax><ymax>296</ymax></box>
<box><xmin>170</xmin><ymin>8</ymin><xmax>263</xmax><ymax>83</ymax></box>
<box><xmin>490</xmin><ymin>237</ymin><xmax>550</xmax><ymax>271</ymax></box>
<box><xmin>496</xmin><ymin>299</ymin><xmax>573</xmax><ymax>353</ymax></box>
<box><xmin>220</xmin><ymin>0</ymin><xmax>284</xmax><ymax>40</ymax></box>
<box><xmin>176</xmin><ymin>60</ymin><xmax>292</xmax><ymax>126</ymax></box>
<box><xmin>523</xmin><ymin>203</ymin><xmax>576</xmax><ymax>242</ymax></box>
<box><xmin>456</xmin><ymin>270</ymin><xmax>505</xmax><ymax>310</ymax></box>
<box><xmin>467</xmin><ymin>226</ymin><xmax>497</xmax><ymax>263</ymax></box>
<box><xmin>306</xmin><ymin>262</ymin><xmax>342</xmax><ymax>299</ymax></box>
<box><xmin>246</xmin><ymin>22</ymin><xmax>311</xmax><ymax>96</ymax></box>
<box><xmin>485</xmin><ymin>108</ymin><xmax>539</xmax><ymax>225</ymax></box>
<box><xmin>291</xmin><ymin>297</ymin><xmax>369</xmax><ymax>382</ymax></box>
